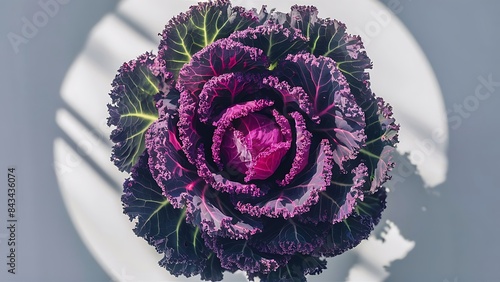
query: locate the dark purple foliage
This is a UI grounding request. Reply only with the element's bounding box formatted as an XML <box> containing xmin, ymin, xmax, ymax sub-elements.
<box><xmin>108</xmin><ymin>1</ymin><xmax>399</xmax><ymax>281</ymax></box>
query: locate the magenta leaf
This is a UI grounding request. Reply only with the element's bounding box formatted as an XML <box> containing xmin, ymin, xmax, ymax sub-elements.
<box><xmin>198</xmin><ymin>72</ymin><xmax>265</xmax><ymax>123</ymax></box>
<box><xmin>262</xmin><ymin>76</ymin><xmax>315</xmax><ymax>121</ymax></box>
<box><xmin>219</xmin><ymin>111</ymin><xmax>291</xmax><ymax>181</ymax></box>
<box><xmin>177</xmin><ymin>38</ymin><xmax>269</xmax><ymax>95</ymax></box>
<box><xmin>187</xmin><ymin>185</ymin><xmax>263</xmax><ymax>240</ymax></box>
<box><xmin>234</xmin><ymin>139</ymin><xmax>334</xmax><ymax>219</ymax></box>
<box><xmin>211</xmin><ymin>99</ymin><xmax>275</xmax><ymax>168</ymax></box>
<box><xmin>277</xmin><ymin>111</ymin><xmax>312</xmax><ymax>186</ymax></box>
<box><xmin>195</xmin><ymin>145</ymin><xmax>270</xmax><ymax>198</ymax></box>
<box><xmin>177</xmin><ymin>39</ymin><xmax>269</xmax><ymax>163</ymax></box>
<box><xmin>145</xmin><ymin>113</ymin><xmax>204</xmax><ymax>208</ymax></box>
<box><xmin>176</xmin><ymin>90</ymin><xmax>200</xmax><ymax>164</ymax></box>
<box><xmin>108</xmin><ymin>53</ymin><xmax>172</xmax><ymax>172</ymax></box>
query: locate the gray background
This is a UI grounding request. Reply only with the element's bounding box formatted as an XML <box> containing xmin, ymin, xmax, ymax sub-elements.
<box><xmin>1</xmin><ymin>0</ymin><xmax>499</xmax><ymax>281</ymax></box>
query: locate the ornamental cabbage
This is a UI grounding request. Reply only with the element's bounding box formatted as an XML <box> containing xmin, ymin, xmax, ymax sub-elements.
<box><xmin>107</xmin><ymin>1</ymin><xmax>399</xmax><ymax>281</ymax></box>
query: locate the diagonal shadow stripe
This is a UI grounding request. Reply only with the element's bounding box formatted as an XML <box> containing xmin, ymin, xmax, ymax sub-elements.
<box><xmin>57</xmin><ymin>126</ymin><xmax>123</xmax><ymax>192</ymax></box>
<box><xmin>63</xmin><ymin>100</ymin><xmax>113</xmax><ymax>147</ymax></box>
<box><xmin>115</xmin><ymin>10</ymin><xmax>159</xmax><ymax>44</ymax></box>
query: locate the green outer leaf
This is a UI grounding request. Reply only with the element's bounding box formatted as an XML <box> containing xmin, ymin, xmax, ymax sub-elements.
<box><xmin>122</xmin><ymin>153</ymin><xmax>220</xmax><ymax>279</ymax></box>
<box><xmin>309</xmin><ymin>20</ymin><xmax>371</xmax><ymax>87</ymax></box>
<box><xmin>282</xmin><ymin>6</ymin><xmax>398</xmax><ymax>193</ymax></box>
<box><xmin>282</xmin><ymin>5</ymin><xmax>372</xmax><ymax>95</ymax></box>
<box><xmin>108</xmin><ymin>53</ymin><xmax>166</xmax><ymax>172</ymax></box>
<box><xmin>250</xmin><ymin>218</ymin><xmax>324</xmax><ymax>255</ymax></box>
<box><xmin>229</xmin><ymin>24</ymin><xmax>308</xmax><ymax>66</ymax></box>
<box><xmin>360</xmin><ymin>145</ymin><xmax>395</xmax><ymax>192</ymax></box>
<box><xmin>158</xmin><ymin>0</ymin><xmax>258</xmax><ymax>78</ymax></box>
<box><xmin>315</xmin><ymin>188</ymin><xmax>387</xmax><ymax>257</ymax></box>
<box><xmin>253</xmin><ymin>255</ymin><xmax>327</xmax><ymax>282</ymax></box>
<box><xmin>355</xmin><ymin>188</ymin><xmax>387</xmax><ymax>222</ymax></box>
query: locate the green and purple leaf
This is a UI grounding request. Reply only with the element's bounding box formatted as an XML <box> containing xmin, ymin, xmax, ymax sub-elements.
<box><xmin>282</xmin><ymin>5</ymin><xmax>372</xmax><ymax>91</ymax></box>
<box><xmin>250</xmin><ymin>218</ymin><xmax>325</xmax><ymax>255</ymax></box>
<box><xmin>299</xmin><ymin>163</ymin><xmax>368</xmax><ymax>224</ymax></box>
<box><xmin>355</xmin><ymin>188</ymin><xmax>387</xmax><ymax>226</ymax></box>
<box><xmin>229</xmin><ymin>23</ymin><xmax>307</xmax><ymax>65</ymax></box>
<box><xmin>361</xmin><ymin>145</ymin><xmax>395</xmax><ymax>193</ymax></box>
<box><xmin>202</xmin><ymin>232</ymin><xmax>290</xmax><ymax>274</ymax></box>
<box><xmin>108</xmin><ymin>53</ymin><xmax>172</xmax><ymax>172</ymax></box>
<box><xmin>278</xmin><ymin>53</ymin><xmax>366</xmax><ymax>172</ymax></box>
<box><xmin>158</xmin><ymin>0</ymin><xmax>259</xmax><ymax>78</ymax></box>
<box><xmin>251</xmin><ymin>255</ymin><xmax>327</xmax><ymax>282</ymax></box>
<box><xmin>122</xmin><ymin>153</ymin><xmax>216</xmax><ymax>278</ymax></box>
<box><xmin>177</xmin><ymin>38</ymin><xmax>269</xmax><ymax>95</ymax></box>
<box><xmin>187</xmin><ymin>184</ymin><xmax>263</xmax><ymax>240</ymax></box>
<box><xmin>314</xmin><ymin>188</ymin><xmax>387</xmax><ymax>257</ymax></box>
<box><xmin>360</xmin><ymin>96</ymin><xmax>399</xmax><ymax>192</ymax></box>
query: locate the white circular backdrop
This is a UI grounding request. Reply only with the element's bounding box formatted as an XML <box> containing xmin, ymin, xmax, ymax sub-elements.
<box><xmin>54</xmin><ymin>0</ymin><xmax>447</xmax><ymax>281</ymax></box>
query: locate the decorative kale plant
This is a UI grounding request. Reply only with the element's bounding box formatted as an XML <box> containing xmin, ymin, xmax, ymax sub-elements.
<box><xmin>107</xmin><ymin>1</ymin><xmax>399</xmax><ymax>281</ymax></box>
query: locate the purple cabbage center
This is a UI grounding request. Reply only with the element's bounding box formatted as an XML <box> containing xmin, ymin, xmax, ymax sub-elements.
<box><xmin>220</xmin><ymin>113</ymin><xmax>290</xmax><ymax>182</ymax></box>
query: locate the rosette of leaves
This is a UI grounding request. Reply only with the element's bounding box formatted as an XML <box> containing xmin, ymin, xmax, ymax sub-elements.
<box><xmin>107</xmin><ymin>1</ymin><xmax>399</xmax><ymax>281</ymax></box>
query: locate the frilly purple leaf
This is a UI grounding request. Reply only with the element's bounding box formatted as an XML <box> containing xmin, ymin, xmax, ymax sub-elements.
<box><xmin>233</xmin><ymin>139</ymin><xmax>334</xmax><ymax>219</ymax></box>
<box><xmin>145</xmin><ymin>112</ymin><xmax>203</xmax><ymax>208</ymax></box>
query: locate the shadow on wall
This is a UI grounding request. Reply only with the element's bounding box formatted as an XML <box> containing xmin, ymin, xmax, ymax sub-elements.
<box><xmin>383</xmin><ymin>152</ymin><xmax>454</xmax><ymax>282</ymax></box>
